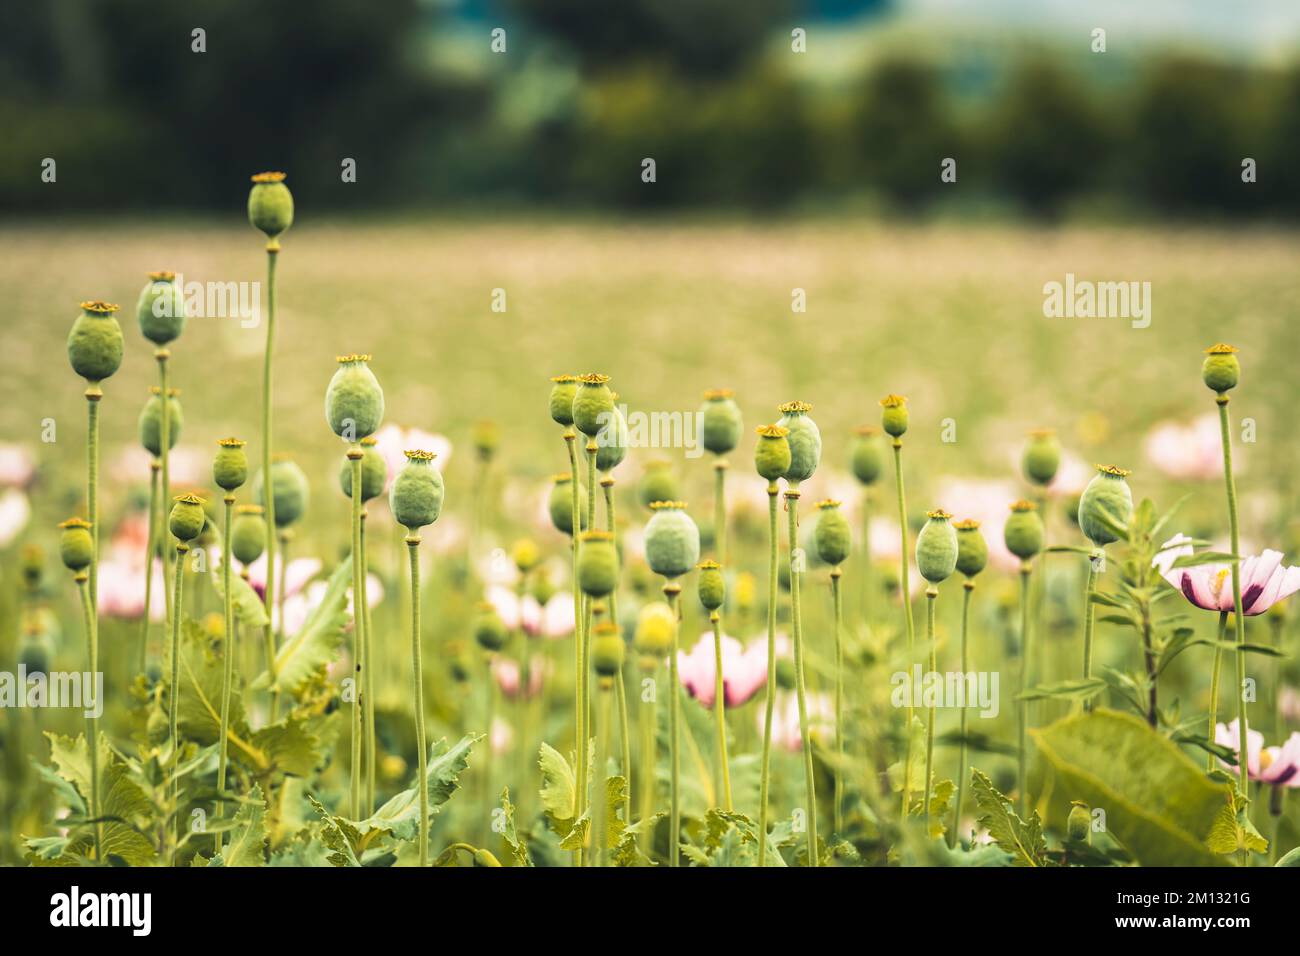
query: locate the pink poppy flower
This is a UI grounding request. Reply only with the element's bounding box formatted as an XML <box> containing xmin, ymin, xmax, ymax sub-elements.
<box><xmin>1145</xmin><ymin>415</ymin><xmax>1234</xmax><ymax>482</ymax></box>
<box><xmin>0</xmin><ymin>488</ymin><xmax>31</xmax><ymax>548</ymax></box>
<box><xmin>371</xmin><ymin>424</ymin><xmax>452</xmax><ymax>492</ymax></box>
<box><xmin>485</xmin><ymin>584</ymin><xmax>575</xmax><ymax>639</ymax></box>
<box><xmin>760</xmin><ymin>689</ymin><xmax>834</xmax><ymax>751</ymax></box>
<box><xmin>1154</xmin><ymin>533</ymin><xmax>1300</xmax><ymax>616</ymax></box>
<box><xmin>936</xmin><ymin>477</ymin><xmax>1020</xmax><ymax>572</ymax></box>
<box><xmin>492</xmin><ymin>655</ymin><xmax>547</xmax><ymax>699</ymax></box>
<box><xmin>1215</xmin><ymin>721</ymin><xmax>1300</xmax><ymax>786</ymax></box>
<box><xmin>677</xmin><ymin>632</ymin><xmax>785</xmax><ymax>708</ymax></box>
<box><xmin>0</xmin><ymin>443</ymin><xmax>36</xmax><ymax>488</ymax></box>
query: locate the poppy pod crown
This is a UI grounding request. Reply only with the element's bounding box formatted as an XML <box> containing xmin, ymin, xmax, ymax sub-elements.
<box><xmin>1202</xmin><ymin>343</ymin><xmax>1240</xmax><ymax>393</ymax></box>
<box><xmin>879</xmin><ymin>394</ymin><xmax>909</xmax><ymax>438</ymax></box>
<box><xmin>573</xmin><ymin>373</ymin><xmax>614</xmax><ymax>438</ymax></box>
<box><xmin>777</xmin><ymin>401</ymin><xmax>821</xmax><ymax>483</ymax></box>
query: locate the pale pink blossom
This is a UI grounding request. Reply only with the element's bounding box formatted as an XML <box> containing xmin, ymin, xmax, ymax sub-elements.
<box><xmin>1154</xmin><ymin>534</ymin><xmax>1300</xmax><ymax>616</ymax></box>
<box><xmin>492</xmin><ymin>655</ymin><xmax>547</xmax><ymax>700</ymax></box>
<box><xmin>678</xmin><ymin>632</ymin><xmax>789</xmax><ymax>708</ymax></box>
<box><xmin>485</xmin><ymin>584</ymin><xmax>575</xmax><ymax>639</ymax></box>
<box><xmin>1215</xmin><ymin>721</ymin><xmax>1300</xmax><ymax>786</ymax></box>
<box><xmin>0</xmin><ymin>489</ymin><xmax>31</xmax><ymax>548</ymax></box>
<box><xmin>761</xmin><ymin>689</ymin><xmax>834</xmax><ymax>751</ymax></box>
<box><xmin>0</xmin><ymin>443</ymin><xmax>36</xmax><ymax>488</ymax></box>
<box><xmin>245</xmin><ymin>554</ymin><xmax>323</xmax><ymax>604</ymax></box>
<box><xmin>115</xmin><ymin>445</ymin><xmax>206</xmax><ymax>487</ymax></box>
<box><xmin>371</xmin><ymin>424</ymin><xmax>452</xmax><ymax>492</ymax></box>
<box><xmin>1144</xmin><ymin>415</ymin><xmax>1233</xmax><ymax>482</ymax></box>
<box><xmin>936</xmin><ymin>477</ymin><xmax>1021</xmax><ymax>572</ymax></box>
<box><xmin>491</xmin><ymin>716</ymin><xmax>513</xmax><ymax>755</ymax></box>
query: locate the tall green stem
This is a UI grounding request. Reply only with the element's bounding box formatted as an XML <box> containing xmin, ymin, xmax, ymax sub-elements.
<box><xmin>168</xmin><ymin>544</ymin><xmax>187</xmax><ymax>857</ymax></box>
<box><xmin>595</xmin><ymin>681</ymin><xmax>613</xmax><ymax>866</ymax></box>
<box><xmin>923</xmin><ymin>588</ymin><xmax>938</xmax><ymax>829</ymax></box>
<box><xmin>1017</xmin><ymin>564</ymin><xmax>1032</xmax><ymax>816</ymax></box>
<box><xmin>758</xmin><ymin>484</ymin><xmax>779</xmax><ymax>867</ymax></box>
<box><xmin>156</xmin><ymin>352</ymin><xmax>171</xmax><ymax>630</ymax></box>
<box><xmin>666</xmin><ymin>581</ymin><xmax>682</xmax><ymax>867</ymax></box>
<box><xmin>951</xmin><ymin>581</ymin><xmax>974</xmax><ymax>848</ymax></box>
<box><xmin>1209</xmin><ymin>611</ymin><xmax>1227</xmax><ymax>773</ymax></box>
<box><xmin>638</xmin><ymin>663</ymin><xmax>657</xmax><ymax>853</ymax></box>
<box><xmin>85</xmin><ymin>387</ymin><xmax>101</xmax><ymax>622</ymax></box>
<box><xmin>1216</xmin><ymin>397</ymin><xmax>1250</xmax><ymax>799</ymax></box>
<box><xmin>892</xmin><ymin>439</ymin><xmax>916</xmax><ymax>819</ymax></box>
<box><xmin>140</xmin><ymin>462</ymin><xmax>160</xmax><ymax>674</ymax></box>
<box><xmin>261</xmin><ymin>248</ymin><xmax>279</xmax><ymax>720</ymax></box>
<box><xmin>831</xmin><ymin>567</ymin><xmax>844</xmax><ymax>837</ymax></box>
<box><xmin>714</xmin><ymin>459</ymin><xmax>727</xmax><ymax>567</ymax></box>
<box><xmin>710</xmin><ymin>609</ymin><xmax>733</xmax><ymax>811</ymax></box>
<box><xmin>564</xmin><ymin>431</ymin><xmax>583</xmax><ymax>865</ymax></box>
<box><xmin>76</xmin><ymin>575</ymin><xmax>101</xmax><ymax>861</ymax></box>
<box><xmin>362</xmin><ymin>510</ymin><xmax>376</xmax><ymax>813</ymax></box>
<box><xmin>1081</xmin><ymin>555</ymin><xmax>1100</xmax><ymax>712</ymax></box>
<box><xmin>860</xmin><ymin>488</ymin><xmax>872</xmax><ymax>625</ymax></box>
<box><xmin>602</xmin><ymin>478</ymin><xmax>632</xmax><ymax>797</ymax></box>
<box><xmin>216</xmin><ymin>495</ymin><xmax>236</xmax><ymax>856</ymax></box>
<box><xmin>406</xmin><ymin>536</ymin><xmax>430</xmax><ymax>867</ymax></box>
<box><xmin>348</xmin><ymin>452</ymin><xmax>364</xmax><ymax>820</ymax></box>
<box><xmin>787</xmin><ymin>486</ymin><xmax>818</xmax><ymax>865</ymax></box>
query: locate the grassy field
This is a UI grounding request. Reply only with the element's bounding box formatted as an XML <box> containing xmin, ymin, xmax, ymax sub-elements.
<box><xmin>3</xmin><ymin>217</ymin><xmax>1300</xmax><ymax>866</ymax></box>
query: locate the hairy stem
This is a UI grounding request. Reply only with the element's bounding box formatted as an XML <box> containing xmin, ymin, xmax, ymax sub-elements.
<box><xmin>951</xmin><ymin>581</ymin><xmax>974</xmax><ymax>848</ymax></box>
<box><xmin>758</xmin><ymin>483</ymin><xmax>779</xmax><ymax>867</ymax></box>
<box><xmin>711</xmin><ymin>609</ymin><xmax>733</xmax><ymax>811</ymax></box>
<box><xmin>787</xmin><ymin>486</ymin><xmax>818</xmax><ymax>865</ymax></box>
<box><xmin>216</xmin><ymin>495</ymin><xmax>236</xmax><ymax>856</ymax></box>
<box><xmin>407</xmin><ymin>536</ymin><xmax>430</xmax><ymax>866</ymax></box>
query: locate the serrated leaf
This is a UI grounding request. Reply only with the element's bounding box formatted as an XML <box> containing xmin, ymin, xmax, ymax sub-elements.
<box><xmin>497</xmin><ymin>787</ymin><xmax>532</xmax><ymax>867</ymax></box>
<box><xmin>1032</xmin><ymin>709</ymin><xmax>1230</xmax><ymax>866</ymax></box>
<box><xmin>255</xmin><ymin>557</ymin><xmax>351</xmax><ymax>697</ymax></box>
<box><xmin>215</xmin><ymin>784</ymin><xmax>268</xmax><ymax>866</ymax></box>
<box><xmin>250</xmin><ymin>716</ymin><xmax>325</xmax><ymax>777</ymax></box>
<box><xmin>1017</xmin><ymin>678</ymin><xmax>1107</xmax><ymax>703</ymax></box>
<box><xmin>538</xmin><ymin>741</ymin><xmax>577</xmax><ymax>835</ymax></box>
<box><xmin>359</xmin><ymin>734</ymin><xmax>479</xmax><ymax>844</ymax></box>
<box><xmin>970</xmin><ymin>768</ymin><xmax>1048</xmax><ymax>867</ymax></box>
<box><xmin>211</xmin><ymin>568</ymin><xmax>269</xmax><ymax>630</ymax></box>
<box><xmin>308</xmin><ymin>795</ymin><xmax>362</xmax><ymax>867</ymax></box>
<box><xmin>43</xmin><ymin>732</ymin><xmax>157</xmax><ymax>866</ymax></box>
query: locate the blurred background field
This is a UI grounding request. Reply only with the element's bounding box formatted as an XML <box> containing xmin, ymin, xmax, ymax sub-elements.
<box><xmin>3</xmin><ymin>0</ymin><xmax>1300</xmax><ymax>865</ymax></box>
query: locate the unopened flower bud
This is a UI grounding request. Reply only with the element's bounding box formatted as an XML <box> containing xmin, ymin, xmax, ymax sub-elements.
<box><xmin>916</xmin><ymin>509</ymin><xmax>957</xmax><ymax>584</ymax></box>
<box><xmin>879</xmin><ymin>394</ymin><xmax>908</xmax><ymax>438</ymax></box>
<box><xmin>814</xmin><ymin>500</ymin><xmax>851</xmax><ymax>567</ymax></box>
<box><xmin>511</xmin><ymin>538</ymin><xmax>541</xmax><ymax>574</ymax></box>
<box><xmin>1202</xmin><ymin>343</ymin><xmax>1239</xmax><ymax>394</ymax></box>
<box><xmin>58</xmin><ymin>517</ymin><xmax>93</xmax><ymax>571</ymax></box>
<box><xmin>634</xmin><ymin>602</ymin><xmax>676</xmax><ymax>658</ymax></box>
<box><xmin>68</xmin><ymin>301</ymin><xmax>123</xmax><ymax>383</ymax></box>
<box><xmin>1078</xmin><ymin>465</ymin><xmax>1132</xmax><ymax>547</ymax></box>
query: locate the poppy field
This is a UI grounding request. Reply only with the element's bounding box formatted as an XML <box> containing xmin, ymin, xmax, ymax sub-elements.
<box><xmin>1</xmin><ymin>189</ymin><xmax>1299</xmax><ymax>870</ymax></box>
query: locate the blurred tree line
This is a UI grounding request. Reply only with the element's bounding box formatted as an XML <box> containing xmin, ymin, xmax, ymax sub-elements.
<box><xmin>2</xmin><ymin>0</ymin><xmax>1298</xmax><ymax>219</ymax></box>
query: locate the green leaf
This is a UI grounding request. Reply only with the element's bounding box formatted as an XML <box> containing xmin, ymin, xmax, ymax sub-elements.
<box><xmin>44</xmin><ymin>732</ymin><xmax>157</xmax><ymax>866</ymax></box>
<box><xmin>497</xmin><ymin>787</ymin><xmax>532</xmax><ymax>867</ymax></box>
<box><xmin>254</xmin><ymin>557</ymin><xmax>351</xmax><ymax>697</ymax></box>
<box><xmin>211</xmin><ymin>569</ymin><xmax>269</xmax><ymax>630</ymax></box>
<box><xmin>249</xmin><ymin>716</ymin><xmax>326</xmax><ymax>777</ymax></box>
<box><xmin>307</xmin><ymin>795</ymin><xmax>362</xmax><ymax>867</ymax></box>
<box><xmin>538</xmin><ymin>741</ymin><xmax>577</xmax><ymax>836</ymax></box>
<box><xmin>970</xmin><ymin>768</ymin><xmax>1048</xmax><ymax>867</ymax></box>
<box><xmin>213</xmin><ymin>784</ymin><xmax>268</xmax><ymax>866</ymax></box>
<box><xmin>1032</xmin><ymin>709</ymin><xmax>1231</xmax><ymax>866</ymax></box>
<box><xmin>1170</xmin><ymin>551</ymin><xmax>1237</xmax><ymax>569</ymax></box>
<box><xmin>1017</xmin><ymin>678</ymin><xmax>1108</xmax><ymax>703</ymax></box>
<box><xmin>360</xmin><ymin>734</ymin><xmax>480</xmax><ymax>844</ymax></box>
<box><xmin>1276</xmin><ymin>846</ymin><xmax>1300</xmax><ymax>867</ymax></box>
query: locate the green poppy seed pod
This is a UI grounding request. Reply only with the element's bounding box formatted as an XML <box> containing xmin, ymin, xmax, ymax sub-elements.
<box><xmin>138</xmin><ymin>387</ymin><xmax>184</xmax><ymax>457</ymax></box>
<box><xmin>851</xmin><ymin>426</ymin><xmax>884</xmax><ymax>486</ymax></box>
<box><xmin>389</xmin><ymin>451</ymin><xmax>445</xmax><ymax>531</ymax></box>
<box><xmin>254</xmin><ymin>457</ymin><xmax>311</xmax><ymax>529</ymax></box>
<box><xmin>58</xmin><ymin>518</ymin><xmax>94</xmax><ymax>572</ymax></box>
<box><xmin>511</xmin><ymin>538</ymin><xmax>542</xmax><ymax>574</ymax></box>
<box><xmin>916</xmin><ymin>509</ymin><xmax>957</xmax><ymax>584</ymax></box>
<box><xmin>473</xmin><ymin>420</ymin><xmax>499</xmax><ymax>461</ymax></box>
<box><xmin>1202</xmin><ymin>343</ymin><xmax>1240</xmax><ymax>393</ymax></box>
<box><xmin>168</xmin><ymin>494</ymin><xmax>206</xmax><ymax>542</ymax></box>
<box><xmin>325</xmin><ymin>354</ymin><xmax>385</xmax><ymax>441</ymax></box>
<box><xmin>775</xmin><ymin>656</ymin><xmax>797</xmax><ymax>691</ymax></box>
<box><xmin>548</xmin><ymin>474</ymin><xmax>589</xmax><ymax>536</ymax></box>
<box><xmin>814</xmin><ymin>500</ymin><xmax>852</xmax><ymax>567</ymax></box>
<box><xmin>573</xmin><ymin>373</ymin><xmax>615</xmax><ymax>438</ymax></box>
<box><xmin>1004</xmin><ymin>501</ymin><xmax>1045</xmax><ymax>560</ymax></box>
<box><xmin>1021</xmin><ymin>429</ymin><xmax>1061</xmax><ymax>487</ymax></box>
<box><xmin>248</xmin><ymin>171</ymin><xmax>294</xmax><ymax>240</ymax></box>
<box><xmin>591</xmin><ymin>621</ymin><xmax>626</xmax><ymax>678</ymax></box>
<box><xmin>697</xmin><ymin>559</ymin><xmax>726</xmax><ymax>610</ymax></box>
<box><xmin>548</xmin><ymin>375</ymin><xmax>578</xmax><ymax>426</ymax></box>
<box><xmin>879</xmin><ymin>394</ymin><xmax>909</xmax><ymax>438</ymax></box>
<box><xmin>776</xmin><ymin>401</ymin><xmax>821</xmax><ymax>483</ymax></box>
<box><xmin>338</xmin><ymin>436</ymin><xmax>387</xmax><ymax>502</ymax></box>
<box><xmin>1067</xmin><ymin>802</ymin><xmax>1091</xmax><ymax>844</ymax></box>
<box><xmin>634</xmin><ymin>602</ymin><xmax>676</xmax><ymax>658</ymax></box>
<box><xmin>136</xmin><ymin>271</ymin><xmax>187</xmax><ymax>346</ymax></box>
<box><xmin>644</xmin><ymin>502</ymin><xmax>701</xmax><ymax>579</ymax></box>
<box><xmin>954</xmin><ymin>519</ymin><xmax>988</xmax><ymax>578</ymax></box>
<box><xmin>531</xmin><ymin>568</ymin><xmax>557</xmax><ymax>605</ymax></box>
<box><xmin>577</xmin><ymin>531</ymin><xmax>620</xmax><ymax>597</ymax></box>
<box><xmin>754</xmin><ymin>425</ymin><xmax>792</xmax><ymax>481</ymax></box>
<box><xmin>1078</xmin><ymin>465</ymin><xmax>1133</xmax><ymax>547</ymax></box>
<box><xmin>19</xmin><ymin>633</ymin><xmax>50</xmax><ymax>675</ymax></box>
<box><xmin>595</xmin><ymin>402</ymin><xmax>629</xmax><ymax>472</ymax></box>
<box><xmin>473</xmin><ymin>848</ymin><xmax>503</xmax><ymax>868</ymax></box>
<box><xmin>230</xmin><ymin>505</ymin><xmax>267</xmax><ymax>566</ymax></box>
<box><xmin>473</xmin><ymin>602</ymin><xmax>509</xmax><ymax>652</ymax></box>
<box><xmin>213</xmin><ymin>438</ymin><xmax>248</xmax><ymax>492</ymax></box>
<box><xmin>68</xmin><ymin>301</ymin><xmax>124</xmax><ymax>383</ymax></box>
<box><xmin>20</xmin><ymin>545</ymin><xmax>44</xmax><ymax>589</ymax></box>
<box><xmin>447</xmin><ymin>640</ymin><xmax>473</xmax><ymax>683</ymax></box>
<box><xmin>637</xmin><ymin>461</ymin><xmax>680</xmax><ymax>510</ymax></box>
<box><xmin>700</xmin><ymin>389</ymin><xmax>742</xmax><ymax>456</ymax></box>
